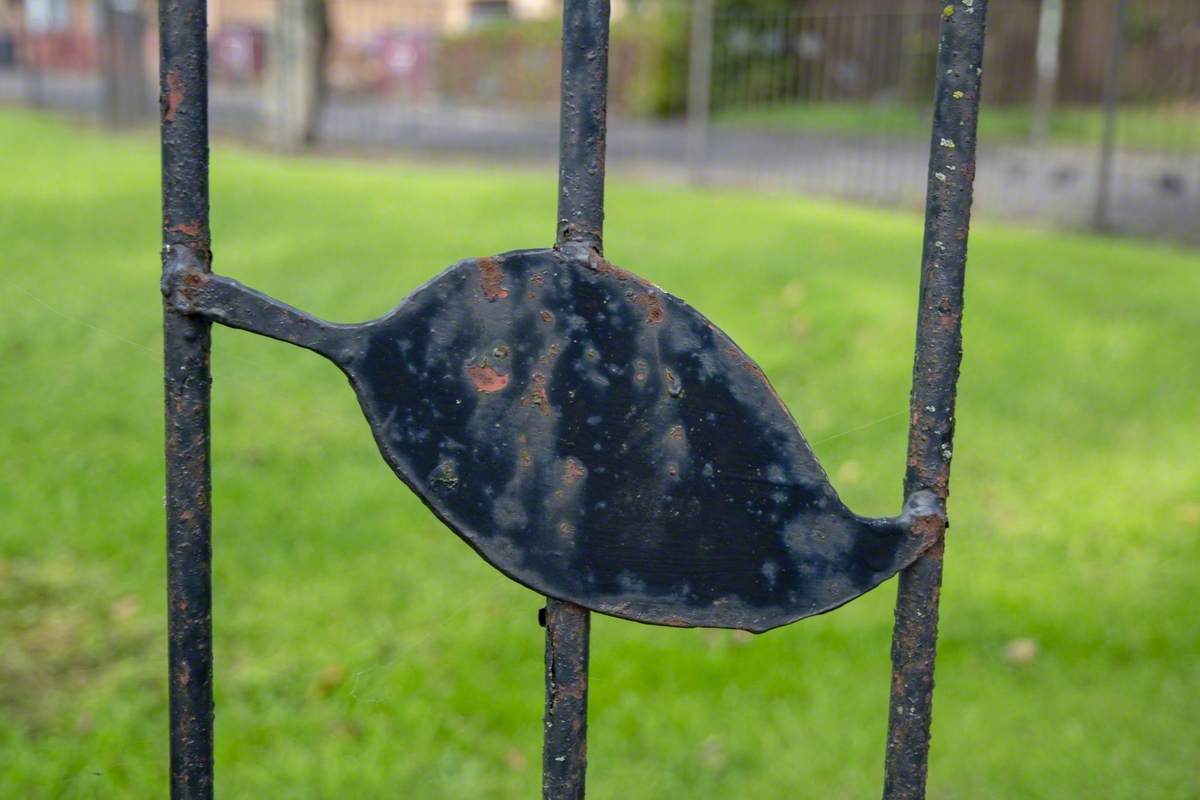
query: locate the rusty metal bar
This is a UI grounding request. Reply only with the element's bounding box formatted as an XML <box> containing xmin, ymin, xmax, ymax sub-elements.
<box><xmin>160</xmin><ymin>0</ymin><xmax>214</xmax><ymax>797</ymax></box>
<box><xmin>542</xmin><ymin>600</ymin><xmax>591</xmax><ymax>800</ymax></box>
<box><xmin>555</xmin><ymin>0</ymin><xmax>610</xmax><ymax>251</ymax></box>
<box><xmin>884</xmin><ymin>3</ymin><xmax>989</xmax><ymax>799</ymax></box>
<box><xmin>544</xmin><ymin>0</ymin><xmax>609</xmax><ymax>796</ymax></box>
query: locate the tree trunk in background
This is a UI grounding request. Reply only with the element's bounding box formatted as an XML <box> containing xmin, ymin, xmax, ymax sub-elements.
<box><xmin>99</xmin><ymin>0</ymin><xmax>150</xmax><ymax>127</ymax></box>
<box><xmin>268</xmin><ymin>0</ymin><xmax>329</xmax><ymax>151</ymax></box>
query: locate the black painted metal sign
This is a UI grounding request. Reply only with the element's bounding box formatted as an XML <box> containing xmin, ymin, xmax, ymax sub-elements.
<box><xmin>160</xmin><ymin>0</ymin><xmax>989</xmax><ymax>797</ymax></box>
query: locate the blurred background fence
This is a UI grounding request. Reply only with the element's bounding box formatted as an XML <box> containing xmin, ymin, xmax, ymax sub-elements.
<box><xmin>2</xmin><ymin>0</ymin><xmax>1197</xmax><ymax>241</ymax></box>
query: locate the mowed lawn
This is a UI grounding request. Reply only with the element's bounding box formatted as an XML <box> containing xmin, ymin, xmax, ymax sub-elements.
<box><xmin>1</xmin><ymin>108</ymin><xmax>1198</xmax><ymax>799</ymax></box>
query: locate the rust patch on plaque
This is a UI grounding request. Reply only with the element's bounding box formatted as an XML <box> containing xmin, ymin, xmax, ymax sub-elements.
<box><xmin>634</xmin><ymin>292</ymin><xmax>665</xmax><ymax>324</ymax></box>
<box><xmin>522</xmin><ymin>373</ymin><xmax>551</xmax><ymax>415</ymax></box>
<box><xmin>466</xmin><ymin>363</ymin><xmax>509</xmax><ymax>393</ymax></box>
<box><xmin>478</xmin><ymin>258</ymin><xmax>509</xmax><ymax>301</ymax></box>
<box><xmin>563</xmin><ymin>458</ymin><xmax>586</xmax><ymax>486</ymax></box>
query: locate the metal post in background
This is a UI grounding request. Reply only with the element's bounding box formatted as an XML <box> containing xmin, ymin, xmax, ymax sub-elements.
<box><xmin>686</xmin><ymin>0</ymin><xmax>714</xmax><ymax>180</ymax></box>
<box><xmin>1030</xmin><ymin>0</ymin><xmax>1063</xmax><ymax>145</ymax></box>
<box><xmin>160</xmin><ymin>0</ymin><xmax>214</xmax><ymax>796</ymax></box>
<box><xmin>884</xmin><ymin>2</ymin><xmax>988</xmax><ymax>798</ymax></box>
<box><xmin>1094</xmin><ymin>0</ymin><xmax>1127</xmax><ymax>232</ymax></box>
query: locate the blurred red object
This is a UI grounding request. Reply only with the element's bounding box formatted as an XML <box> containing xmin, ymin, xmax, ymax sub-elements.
<box><xmin>211</xmin><ymin>25</ymin><xmax>266</xmax><ymax>83</ymax></box>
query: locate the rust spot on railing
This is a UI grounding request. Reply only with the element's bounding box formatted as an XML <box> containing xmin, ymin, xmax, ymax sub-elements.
<box><xmin>164</xmin><ymin>69</ymin><xmax>184</xmax><ymax>123</ymax></box>
<box><xmin>909</xmin><ymin>514</ymin><xmax>947</xmax><ymax>554</ymax></box>
<box><xmin>170</xmin><ymin>219</ymin><xmax>203</xmax><ymax>237</ymax></box>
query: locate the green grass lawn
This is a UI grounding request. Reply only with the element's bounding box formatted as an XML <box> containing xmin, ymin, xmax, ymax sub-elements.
<box><xmin>720</xmin><ymin>101</ymin><xmax>1200</xmax><ymax>153</ymax></box>
<box><xmin>2</xmin><ymin>107</ymin><xmax>1198</xmax><ymax>798</ymax></box>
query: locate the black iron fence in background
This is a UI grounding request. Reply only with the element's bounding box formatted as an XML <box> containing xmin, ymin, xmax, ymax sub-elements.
<box><xmin>698</xmin><ymin>0</ymin><xmax>1199</xmax><ymax>238</ymax></box>
<box><xmin>2</xmin><ymin>0</ymin><xmax>1197</xmax><ymax>242</ymax></box>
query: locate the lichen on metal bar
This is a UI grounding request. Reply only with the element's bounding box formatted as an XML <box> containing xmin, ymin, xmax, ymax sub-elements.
<box><xmin>884</xmin><ymin>2</ymin><xmax>990</xmax><ymax>798</ymax></box>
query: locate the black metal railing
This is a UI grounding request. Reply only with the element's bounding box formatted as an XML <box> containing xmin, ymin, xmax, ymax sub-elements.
<box><xmin>885</xmin><ymin>4</ymin><xmax>987</xmax><ymax>796</ymax></box>
<box><xmin>160</xmin><ymin>1</ymin><xmax>214</xmax><ymax>796</ymax></box>
<box><xmin>159</xmin><ymin>1</ymin><xmax>988</xmax><ymax>797</ymax></box>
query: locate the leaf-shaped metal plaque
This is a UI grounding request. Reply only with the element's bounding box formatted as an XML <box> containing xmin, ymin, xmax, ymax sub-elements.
<box><xmin>168</xmin><ymin>245</ymin><xmax>938</xmax><ymax>632</ymax></box>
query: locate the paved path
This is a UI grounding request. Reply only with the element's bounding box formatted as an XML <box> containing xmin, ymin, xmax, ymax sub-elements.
<box><xmin>5</xmin><ymin>71</ymin><xmax>1197</xmax><ymax>243</ymax></box>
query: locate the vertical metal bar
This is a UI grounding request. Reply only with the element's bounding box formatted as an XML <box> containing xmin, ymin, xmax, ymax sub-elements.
<box><xmin>1094</xmin><ymin>0</ymin><xmax>1127</xmax><ymax>232</ymax></box>
<box><xmin>160</xmin><ymin>1</ymin><xmax>213</xmax><ymax>797</ymax></box>
<box><xmin>686</xmin><ymin>0</ymin><xmax>715</xmax><ymax>179</ymax></box>
<box><xmin>883</xmin><ymin>2</ymin><xmax>988</xmax><ymax>799</ymax></box>
<box><xmin>546</xmin><ymin>1</ymin><xmax>608</xmax><ymax>796</ymax></box>
<box><xmin>542</xmin><ymin>600</ymin><xmax>591</xmax><ymax>800</ymax></box>
<box><xmin>555</xmin><ymin>0</ymin><xmax>611</xmax><ymax>251</ymax></box>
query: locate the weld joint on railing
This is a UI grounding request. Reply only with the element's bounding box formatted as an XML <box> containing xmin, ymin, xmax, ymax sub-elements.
<box><xmin>899</xmin><ymin>490</ymin><xmax>948</xmax><ymax>555</ymax></box>
<box><xmin>161</xmin><ymin>244</ymin><xmax>211</xmax><ymax>314</ymax></box>
<box><xmin>554</xmin><ymin>236</ymin><xmax>601</xmax><ymax>262</ymax></box>
<box><xmin>899</xmin><ymin>490</ymin><xmax>946</xmax><ymax>525</ymax></box>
